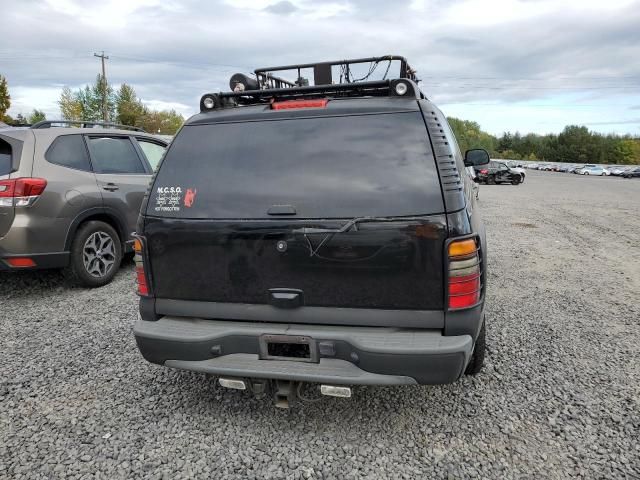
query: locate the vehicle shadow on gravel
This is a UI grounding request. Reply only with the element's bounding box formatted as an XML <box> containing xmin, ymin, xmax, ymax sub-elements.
<box><xmin>0</xmin><ymin>260</ymin><xmax>135</xmax><ymax>299</ymax></box>
<box><xmin>144</xmin><ymin>367</ymin><xmax>494</xmax><ymax>425</ymax></box>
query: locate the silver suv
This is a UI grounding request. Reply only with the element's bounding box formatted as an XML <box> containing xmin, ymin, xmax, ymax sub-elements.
<box><xmin>0</xmin><ymin>121</ymin><xmax>168</xmax><ymax>287</ymax></box>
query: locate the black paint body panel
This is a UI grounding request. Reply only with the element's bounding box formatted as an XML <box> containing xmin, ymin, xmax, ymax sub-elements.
<box><xmin>145</xmin><ymin>216</ymin><xmax>448</xmax><ymax>312</ymax></box>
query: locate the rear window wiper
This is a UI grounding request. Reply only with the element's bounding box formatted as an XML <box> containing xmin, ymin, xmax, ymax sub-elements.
<box><xmin>292</xmin><ymin>216</ymin><xmax>397</xmax><ymax>258</ymax></box>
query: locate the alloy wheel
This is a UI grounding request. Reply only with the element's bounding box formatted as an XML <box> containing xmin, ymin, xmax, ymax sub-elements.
<box><xmin>82</xmin><ymin>231</ymin><xmax>116</xmax><ymax>278</ymax></box>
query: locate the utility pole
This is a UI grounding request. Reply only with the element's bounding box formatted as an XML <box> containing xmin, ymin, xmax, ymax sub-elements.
<box><xmin>93</xmin><ymin>51</ymin><xmax>109</xmax><ymax>122</ymax></box>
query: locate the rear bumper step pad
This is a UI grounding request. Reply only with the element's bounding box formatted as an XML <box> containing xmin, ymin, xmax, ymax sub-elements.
<box><xmin>134</xmin><ymin>318</ymin><xmax>473</xmax><ymax>385</ymax></box>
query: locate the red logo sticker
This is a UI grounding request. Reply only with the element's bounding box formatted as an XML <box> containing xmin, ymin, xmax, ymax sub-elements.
<box><xmin>184</xmin><ymin>188</ymin><xmax>197</xmax><ymax>207</ymax></box>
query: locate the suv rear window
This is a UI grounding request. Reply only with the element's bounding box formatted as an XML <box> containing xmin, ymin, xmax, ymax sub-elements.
<box><xmin>149</xmin><ymin>112</ymin><xmax>444</xmax><ymax>218</ymax></box>
<box><xmin>0</xmin><ymin>138</ymin><xmax>12</xmax><ymax>176</ymax></box>
<box><xmin>45</xmin><ymin>135</ymin><xmax>91</xmax><ymax>171</ymax></box>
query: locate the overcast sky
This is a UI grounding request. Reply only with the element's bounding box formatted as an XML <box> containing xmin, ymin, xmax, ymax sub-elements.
<box><xmin>1</xmin><ymin>0</ymin><xmax>639</xmax><ymax>135</ymax></box>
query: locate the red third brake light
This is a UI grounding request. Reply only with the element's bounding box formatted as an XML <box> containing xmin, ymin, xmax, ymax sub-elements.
<box><xmin>272</xmin><ymin>99</ymin><xmax>329</xmax><ymax>110</ymax></box>
<box><xmin>448</xmin><ymin>238</ymin><xmax>481</xmax><ymax>310</ymax></box>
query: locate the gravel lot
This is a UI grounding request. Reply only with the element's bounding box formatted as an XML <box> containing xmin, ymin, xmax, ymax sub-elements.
<box><xmin>1</xmin><ymin>171</ymin><xmax>639</xmax><ymax>479</ymax></box>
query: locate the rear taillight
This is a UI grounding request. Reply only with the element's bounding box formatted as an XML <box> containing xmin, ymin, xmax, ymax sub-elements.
<box><xmin>479</xmin><ymin>169</ymin><xmax>488</xmax><ymax>174</ymax></box>
<box><xmin>448</xmin><ymin>238</ymin><xmax>481</xmax><ymax>310</ymax></box>
<box><xmin>133</xmin><ymin>237</ymin><xmax>150</xmax><ymax>296</ymax></box>
<box><xmin>0</xmin><ymin>178</ymin><xmax>47</xmax><ymax>207</ymax></box>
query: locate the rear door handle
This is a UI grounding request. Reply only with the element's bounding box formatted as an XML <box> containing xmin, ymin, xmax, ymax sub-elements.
<box><xmin>103</xmin><ymin>183</ymin><xmax>119</xmax><ymax>191</ymax></box>
<box><xmin>268</xmin><ymin>288</ymin><xmax>304</xmax><ymax>308</ymax></box>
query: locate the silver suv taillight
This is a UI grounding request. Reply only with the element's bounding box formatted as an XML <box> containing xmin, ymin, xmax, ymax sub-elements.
<box><xmin>0</xmin><ymin>178</ymin><xmax>47</xmax><ymax>207</ymax></box>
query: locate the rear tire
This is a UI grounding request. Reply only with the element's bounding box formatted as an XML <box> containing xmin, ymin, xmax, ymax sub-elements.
<box><xmin>63</xmin><ymin>221</ymin><xmax>122</xmax><ymax>288</ymax></box>
<box><xmin>465</xmin><ymin>319</ymin><xmax>486</xmax><ymax>375</ymax></box>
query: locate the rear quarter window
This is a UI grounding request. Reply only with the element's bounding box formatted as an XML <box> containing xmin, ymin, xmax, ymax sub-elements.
<box><xmin>136</xmin><ymin>138</ymin><xmax>166</xmax><ymax>170</ymax></box>
<box><xmin>0</xmin><ymin>138</ymin><xmax>12</xmax><ymax>175</ymax></box>
<box><xmin>148</xmin><ymin>112</ymin><xmax>444</xmax><ymax>219</ymax></box>
<box><xmin>45</xmin><ymin>135</ymin><xmax>91</xmax><ymax>171</ymax></box>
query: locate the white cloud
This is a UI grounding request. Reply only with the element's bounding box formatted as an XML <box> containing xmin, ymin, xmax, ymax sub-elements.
<box><xmin>42</xmin><ymin>0</ymin><xmax>167</xmax><ymax>28</ymax></box>
<box><xmin>7</xmin><ymin>87</ymin><xmax>62</xmax><ymax>119</ymax></box>
<box><xmin>1</xmin><ymin>0</ymin><xmax>639</xmax><ymax>134</ymax></box>
<box><xmin>141</xmin><ymin>99</ymin><xmax>191</xmax><ymax>116</ymax></box>
<box><xmin>444</xmin><ymin>0</ymin><xmax>637</xmax><ymax>25</ymax></box>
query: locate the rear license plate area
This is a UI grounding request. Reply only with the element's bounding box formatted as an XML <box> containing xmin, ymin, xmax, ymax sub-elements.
<box><xmin>259</xmin><ymin>335</ymin><xmax>319</xmax><ymax>363</ymax></box>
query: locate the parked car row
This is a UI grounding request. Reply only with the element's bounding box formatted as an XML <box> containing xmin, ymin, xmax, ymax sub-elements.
<box><xmin>525</xmin><ymin>162</ymin><xmax>640</xmax><ymax>177</ymax></box>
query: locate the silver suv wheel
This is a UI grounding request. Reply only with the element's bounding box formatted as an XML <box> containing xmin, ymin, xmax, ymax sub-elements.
<box><xmin>83</xmin><ymin>231</ymin><xmax>116</xmax><ymax>278</ymax></box>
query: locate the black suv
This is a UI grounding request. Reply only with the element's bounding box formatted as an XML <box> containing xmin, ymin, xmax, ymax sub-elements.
<box><xmin>133</xmin><ymin>56</ymin><xmax>490</xmax><ymax>406</ymax></box>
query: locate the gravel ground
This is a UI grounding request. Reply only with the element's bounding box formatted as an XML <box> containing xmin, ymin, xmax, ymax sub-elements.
<box><xmin>1</xmin><ymin>171</ymin><xmax>639</xmax><ymax>479</ymax></box>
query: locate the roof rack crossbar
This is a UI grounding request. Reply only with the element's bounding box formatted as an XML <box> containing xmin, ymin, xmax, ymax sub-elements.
<box><xmin>219</xmin><ymin>79</ymin><xmax>392</xmax><ymax>100</ymax></box>
<box><xmin>200</xmin><ymin>79</ymin><xmax>424</xmax><ymax>111</ymax></box>
<box><xmin>253</xmin><ymin>55</ymin><xmax>418</xmax><ymax>87</ymax></box>
<box><xmin>31</xmin><ymin>120</ymin><xmax>145</xmax><ymax>132</ymax></box>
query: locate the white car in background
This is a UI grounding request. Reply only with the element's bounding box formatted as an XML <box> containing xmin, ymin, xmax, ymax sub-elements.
<box><xmin>506</xmin><ymin>161</ymin><xmax>526</xmax><ymax>182</ymax></box>
<box><xmin>608</xmin><ymin>166</ymin><xmax>628</xmax><ymax>176</ymax></box>
<box><xmin>579</xmin><ymin>165</ymin><xmax>607</xmax><ymax>176</ymax></box>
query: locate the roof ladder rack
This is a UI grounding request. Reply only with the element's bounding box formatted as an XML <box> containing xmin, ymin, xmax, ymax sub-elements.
<box><xmin>205</xmin><ymin>55</ymin><xmax>421</xmax><ymax>112</ymax></box>
<box><xmin>253</xmin><ymin>55</ymin><xmax>418</xmax><ymax>89</ymax></box>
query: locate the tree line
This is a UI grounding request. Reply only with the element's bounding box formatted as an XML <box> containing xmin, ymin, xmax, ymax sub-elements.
<box><xmin>448</xmin><ymin>117</ymin><xmax>640</xmax><ymax>165</ymax></box>
<box><xmin>2</xmin><ymin>71</ymin><xmax>639</xmax><ymax>156</ymax></box>
<box><xmin>0</xmin><ymin>73</ymin><xmax>183</xmax><ymax>134</ymax></box>
<box><xmin>58</xmin><ymin>75</ymin><xmax>183</xmax><ymax>134</ymax></box>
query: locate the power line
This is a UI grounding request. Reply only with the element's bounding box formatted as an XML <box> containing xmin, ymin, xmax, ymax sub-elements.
<box><xmin>109</xmin><ymin>54</ymin><xmax>251</xmax><ymax>72</ymax></box>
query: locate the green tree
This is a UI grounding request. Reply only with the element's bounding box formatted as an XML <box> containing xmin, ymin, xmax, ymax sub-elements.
<box><xmin>447</xmin><ymin>117</ymin><xmax>497</xmax><ymax>155</ymax></box>
<box><xmin>0</xmin><ymin>75</ymin><xmax>11</xmax><ymax>120</ymax></box>
<box><xmin>116</xmin><ymin>84</ymin><xmax>146</xmax><ymax>126</ymax></box>
<box><xmin>139</xmin><ymin>110</ymin><xmax>184</xmax><ymax>135</ymax></box>
<box><xmin>614</xmin><ymin>138</ymin><xmax>640</xmax><ymax>165</ymax></box>
<box><xmin>59</xmin><ymin>86</ymin><xmax>83</xmax><ymax>121</ymax></box>
<box><xmin>91</xmin><ymin>74</ymin><xmax>115</xmax><ymax>121</ymax></box>
<box><xmin>58</xmin><ymin>79</ymin><xmax>184</xmax><ymax>134</ymax></box>
<box><xmin>498</xmin><ymin>132</ymin><xmax>514</xmax><ymax>152</ymax></box>
<box><xmin>28</xmin><ymin>109</ymin><xmax>46</xmax><ymax>124</ymax></box>
<box><xmin>492</xmin><ymin>126</ymin><xmax>640</xmax><ymax>165</ymax></box>
<box><xmin>139</xmin><ymin>109</ymin><xmax>184</xmax><ymax>134</ymax></box>
<box><xmin>58</xmin><ymin>75</ymin><xmax>115</xmax><ymax>122</ymax></box>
